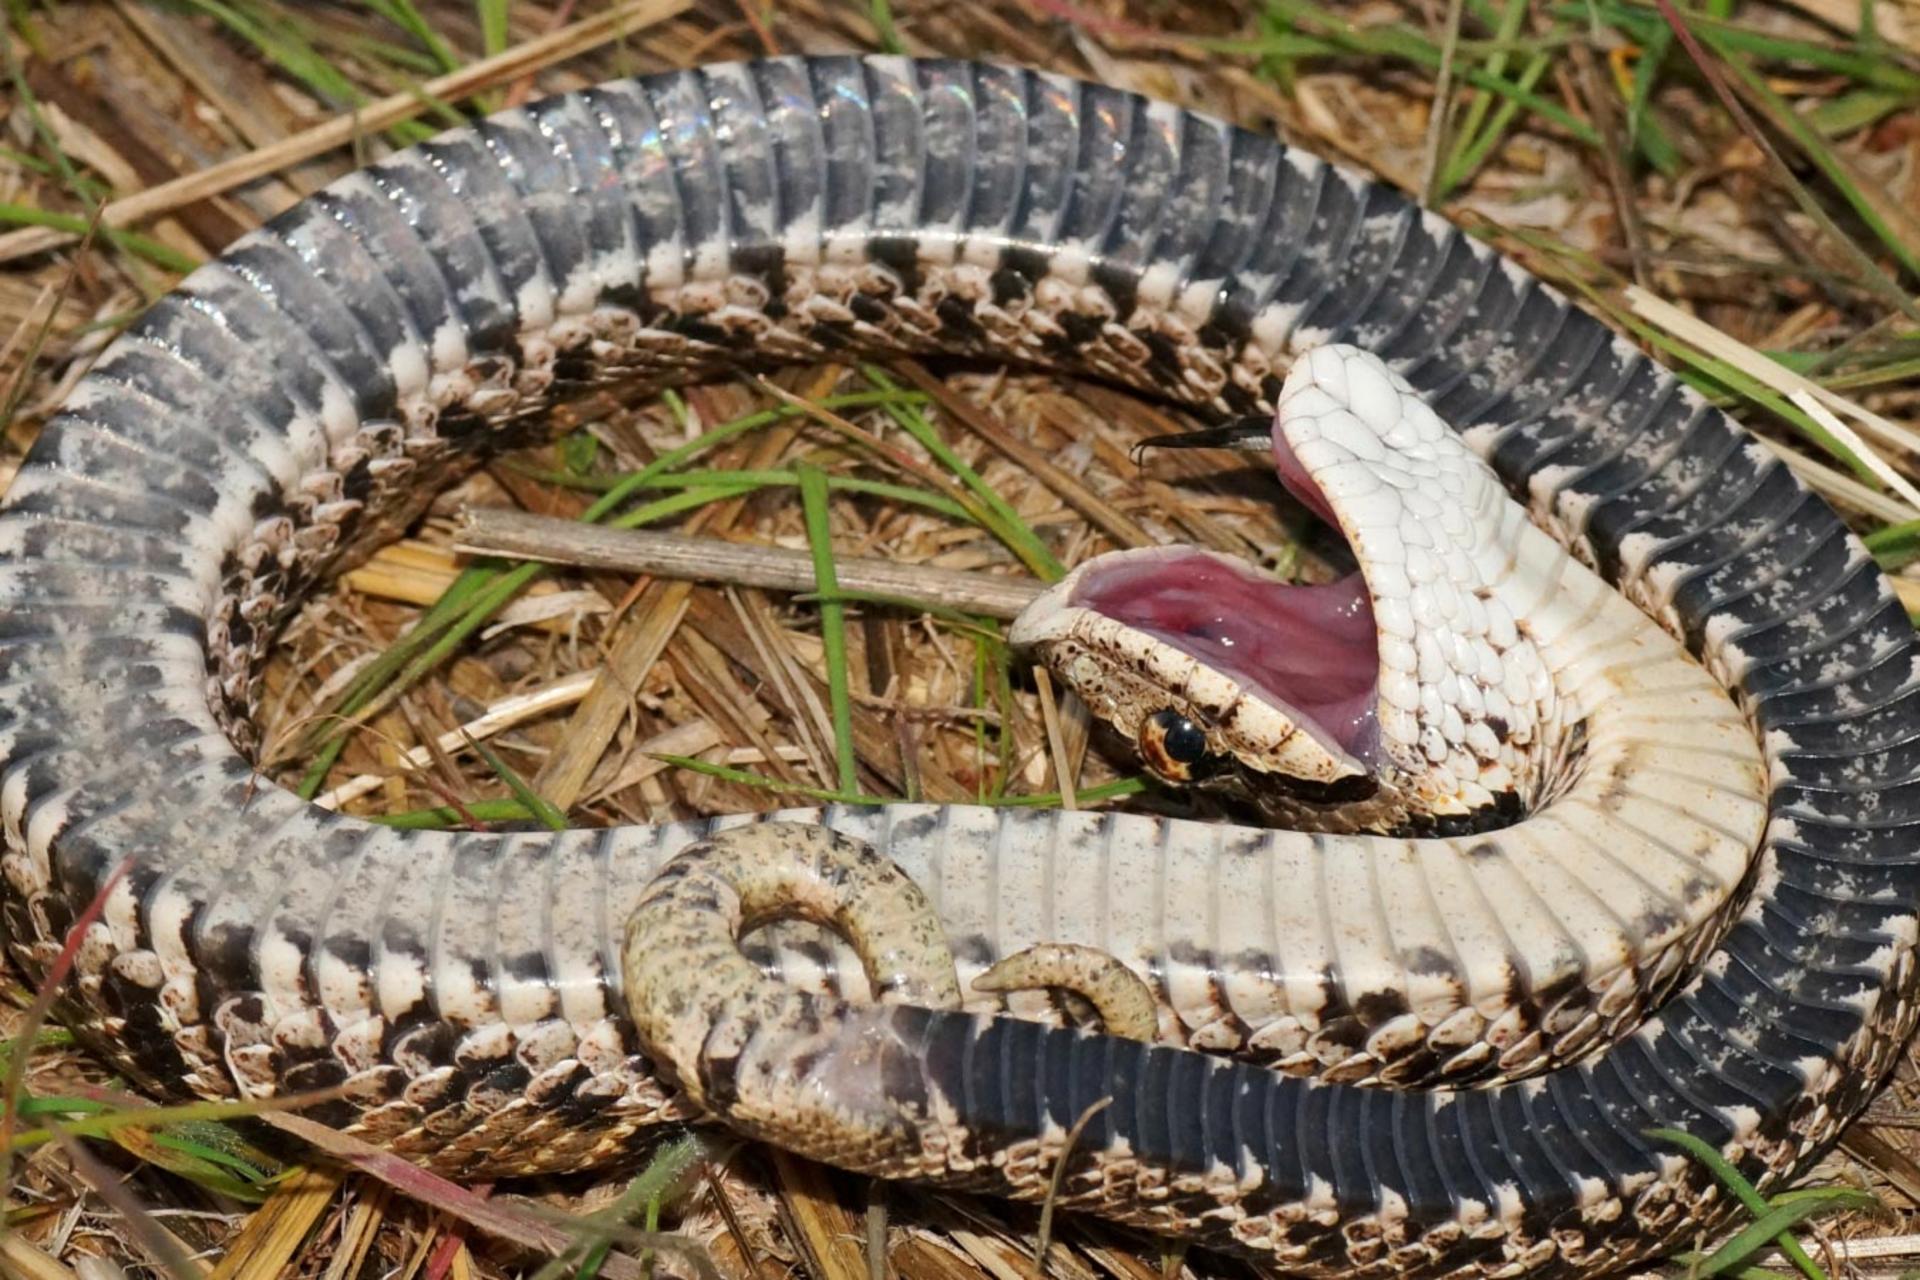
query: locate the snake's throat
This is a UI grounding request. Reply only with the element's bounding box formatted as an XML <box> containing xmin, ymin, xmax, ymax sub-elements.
<box><xmin>1068</xmin><ymin>550</ymin><xmax>1380</xmax><ymax>763</ymax></box>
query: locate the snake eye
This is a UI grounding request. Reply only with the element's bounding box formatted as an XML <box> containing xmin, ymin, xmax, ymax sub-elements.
<box><xmin>1139</xmin><ymin>710</ymin><xmax>1213</xmax><ymax>781</ymax></box>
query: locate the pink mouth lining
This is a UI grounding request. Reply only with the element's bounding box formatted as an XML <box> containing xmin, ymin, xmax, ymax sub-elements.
<box><xmin>1067</xmin><ymin>427</ymin><xmax>1380</xmax><ymax>764</ymax></box>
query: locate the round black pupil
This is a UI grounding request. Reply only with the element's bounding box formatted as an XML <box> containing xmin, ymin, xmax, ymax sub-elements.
<box><xmin>1160</xmin><ymin>716</ymin><xmax>1207</xmax><ymax>763</ymax></box>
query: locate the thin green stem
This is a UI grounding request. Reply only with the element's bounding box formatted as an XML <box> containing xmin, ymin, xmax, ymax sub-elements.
<box><xmin>798</xmin><ymin>463</ymin><xmax>860</xmax><ymax>795</ymax></box>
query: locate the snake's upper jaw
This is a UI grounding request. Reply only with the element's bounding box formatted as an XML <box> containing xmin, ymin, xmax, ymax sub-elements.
<box><xmin>1009</xmin><ymin>544</ymin><xmax>1381</xmax><ymax>790</ymax></box>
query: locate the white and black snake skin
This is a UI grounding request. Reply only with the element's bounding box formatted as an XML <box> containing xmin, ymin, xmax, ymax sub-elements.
<box><xmin>0</xmin><ymin>55</ymin><xmax>1914</xmax><ymax>1279</ymax></box>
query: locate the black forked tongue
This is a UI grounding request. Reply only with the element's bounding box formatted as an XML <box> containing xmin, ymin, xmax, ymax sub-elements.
<box><xmin>1129</xmin><ymin>415</ymin><xmax>1273</xmax><ymax>465</ymax></box>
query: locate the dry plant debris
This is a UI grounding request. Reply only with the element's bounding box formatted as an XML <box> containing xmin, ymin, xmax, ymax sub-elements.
<box><xmin>2</xmin><ymin>0</ymin><xmax>1920</xmax><ymax>1276</ymax></box>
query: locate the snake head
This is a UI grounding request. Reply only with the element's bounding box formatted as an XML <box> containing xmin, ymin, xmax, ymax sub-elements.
<box><xmin>1010</xmin><ymin>544</ymin><xmax>1379</xmax><ymax>794</ymax></box>
<box><xmin>1011</xmin><ymin>345</ymin><xmax>1560</xmax><ymax>832</ymax></box>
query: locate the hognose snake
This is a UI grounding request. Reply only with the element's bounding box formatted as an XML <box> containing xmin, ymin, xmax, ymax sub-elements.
<box><xmin>1</xmin><ymin>55</ymin><xmax>1914</xmax><ymax>1280</ymax></box>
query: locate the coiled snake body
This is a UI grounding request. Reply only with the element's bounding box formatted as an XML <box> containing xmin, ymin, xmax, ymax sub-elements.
<box><xmin>0</xmin><ymin>55</ymin><xmax>1914</xmax><ymax>1279</ymax></box>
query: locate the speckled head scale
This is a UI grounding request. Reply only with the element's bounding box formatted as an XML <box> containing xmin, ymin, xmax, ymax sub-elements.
<box><xmin>0</xmin><ymin>55</ymin><xmax>1912</xmax><ymax>1280</ymax></box>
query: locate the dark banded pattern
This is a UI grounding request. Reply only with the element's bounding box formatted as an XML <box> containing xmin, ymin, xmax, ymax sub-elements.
<box><xmin>0</xmin><ymin>55</ymin><xmax>1914</xmax><ymax>1278</ymax></box>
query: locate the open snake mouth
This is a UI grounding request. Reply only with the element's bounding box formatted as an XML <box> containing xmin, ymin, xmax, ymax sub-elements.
<box><xmin>1064</xmin><ymin>431</ymin><xmax>1381</xmax><ymax>766</ymax></box>
<box><xmin>1016</xmin><ymin>347</ymin><xmax>1558</xmax><ymax>819</ymax></box>
<box><xmin>1066</xmin><ymin>555</ymin><xmax>1378</xmax><ymax>764</ymax></box>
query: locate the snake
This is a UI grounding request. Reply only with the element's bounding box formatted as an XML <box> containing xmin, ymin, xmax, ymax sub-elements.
<box><xmin>0</xmin><ymin>52</ymin><xmax>1913</xmax><ymax>1280</ymax></box>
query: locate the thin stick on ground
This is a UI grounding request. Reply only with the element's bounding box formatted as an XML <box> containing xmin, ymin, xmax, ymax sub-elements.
<box><xmin>453</xmin><ymin>508</ymin><xmax>1048</xmax><ymax>620</ymax></box>
<box><xmin>1034</xmin><ymin>1098</ymin><xmax>1112</xmax><ymax>1276</ymax></box>
<box><xmin>1627</xmin><ymin>285</ymin><xmax>1920</xmax><ymax>503</ymax></box>
<box><xmin>45</xmin><ymin>1125</ymin><xmax>205</xmax><ymax>1280</ymax></box>
<box><xmin>311</xmin><ymin>670</ymin><xmax>598</xmax><ymax>809</ymax></box>
<box><xmin>260</xmin><ymin>1113</ymin><xmax>720</xmax><ymax>1280</ymax></box>
<box><xmin>525</xmin><ymin>381</ymin><xmax>818</xmax><ymax>812</ymax></box>
<box><xmin>1034</xmin><ymin>667</ymin><xmax>1078</xmax><ymax>812</ymax></box>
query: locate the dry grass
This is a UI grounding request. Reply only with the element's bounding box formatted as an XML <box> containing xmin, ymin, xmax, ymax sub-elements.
<box><xmin>3</xmin><ymin>0</ymin><xmax>1920</xmax><ymax>1276</ymax></box>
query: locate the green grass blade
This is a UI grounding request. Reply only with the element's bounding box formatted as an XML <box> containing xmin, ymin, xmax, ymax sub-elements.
<box><xmin>294</xmin><ymin>391</ymin><xmax>926</xmax><ymax>797</ymax></box>
<box><xmin>1624</xmin><ymin>20</ymin><xmax>1675</xmax><ymax>150</ymax></box>
<box><xmin>992</xmin><ymin>777</ymin><xmax>1150</xmax><ymax>808</ymax></box>
<box><xmin>581</xmin><ymin>390</ymin><xmax>930</xmax><ymax>521</ymax></box>
<box><xmin>384</xmin><ymin>490</ymin><xmax>741</xmax><ymax>707</ymax></box>
<box><xmin>603</xmin><ymin>483</ymin><xmax>759</xmax><ymax>531</ymax></box>
<box><xmin>1575</xmin><ymin>1</ymin><xmax>1920</xmax><ymax>91</ymax></box>
<box><xmin>651</xmin><ymin>755</ymin><xmax>893</xmax><ymax>806</ymax></box>
<box><xmin>1434</xmin><ymin>0</ymin><xmax>1531</xmax><ymax>199</ymax></box>
<box><xmin>0</xmin><ymin>30</ymin><xmax>197</xmax><ymax>276</ymax></box>
<box><xmin>1646</xmin><ymin>1128</ymin><xmax>1764</xmax><ymax>1204</ymax></box>
<box><xmin>1627</xmin><ymin>0</ymin><xmax>1920</xmax><ymax>317</ymax></box>
<box><xmin>146</xmin><ymin>1124</ymin><xmax>283</xmax><ymax>1182</ymax></box>
<box><xmin>13</xmin><ymin>1095</ymin><xmax>111</xmax><ymax>1119</ymax></box>
<box><xmin>2</xmin><ymin>36</ymin><xmax>103</xmax><ymax>204</ymax></box>
<box><xmin>549</xmin><ymin>1135</ymin><xmax>711</xmax><ymax>1280</ymax></box>
<box><xmin>1255</xmin><ymin>2</ymin><xmax>1305</xmax><ymax>93</ymax></box>
<box><xmin>293</xmin><ymin>561</ymin><xmax>508</xmax><ymax>793</ymax></box>
<box><xmin>1807</xmin><ymin>88</ymin><xmax>1913</xmax><ymax>137</ymax></box>
<box><xmin>870</xmin><ymin>0</ymin><xmax>904</xmax><ymax>52</ymax></box>
<box><xmin>476</xmin><ymin>0</ymin><xmax>510</xmax><ymax>58</ymax></box>
<box><xmin>9</xmin><ymin>1094</ymin><xmax>346</xmax><ymax>1153</ymax></box>
<box><xmin>717</xmin><ymin>470</ymin><xmax>977</xmax><ymax>520</ymax></box>
<box><xmin>1765</xmin><ymin>1186</ymin><xmax>1883</xmax><ymax>1209</ymax></box>
<box><xmin>560</xmin><ymin>428</ymin><xmax>600</xmax><ymax>475</ymax></box>
<box><xmin>370</xmin><ymin>797</ymin><xmax>534</xmax><ymax>829</ymax></box>
<box><xmin>0</xmin><ymin>1028</ymin><xmax>73</xmax><ymax>1070</ymax></box>
<box><xmin>796</xmin><ymin>588</ymin><xmax>1007</xmax><ymax>637</ymax></box>
<box><xmin>1647</xmin><ymin>1129</ymin><xmax>1830</xmax><ymax>1280</ymax></box>
<box><xmin>661</xmin><ymin>387</ymin><xmax>690</xmax><ymax>429</ymax></box>
<box><xmin>365</xmin><ymin>0</ymin><xmax>462</xmax><ymax>73</ymax></box>
<box><xmin>1608</xmin><ymin>15</ymin><xmax>1686</xmax><ymax>173</ymax></box>
<box><xmin>1715</xmin><ymin>54</ymin><xmax>1920</xmax><ymax>281</ymax></box>
<box><xmin>1863</xmin><ymin>517</ymin><xmax>1920</xmax><ymax>570</ymax></box>
<box><xmin>986</xmin><ymin>633</ymin><xmax>1019</xmax><ymax>800</ymax></box>
<box><xmin>175</xmin><ymin>0</ymin><xmax>440</xmax><ymax>145</ymax></box>
<box><xmin>0</xmin><ymin>203</ymin><xmax>197</xmax><ymax>274</ymax></box>
<box><xmin>1206</xmin><ymin>3</ymin><xmax>1603</xmax><ymax>146</ymax></box>
<box><xmin>861</xmin><ymin>366</ymin><xmax>1065</xmax><ymax>580</ymax></box>
<box><xmin>798</xmin><ymin>463</ymin><xmax>859</xmax><ymax>795</ymax></box>
<box><xmin>180</xmin><ymin>0</ymin><xmax>362</xmax><ymax>110</ymax></box>
<box><xmin>1693</xmin><ymin>1191</ymin><xmax>1877</xmax><ymax>1277</ymax></box>
<box><xmin>1667</xmin><ymin>1254</ymin><xmax>1799</xmax><ymax>1280</ymax></box>
<box><xmin>126</xmin><ymin>1123</ymin><xmax>284</xmax><ymax>1201</ymax></box>
<box><xmin>296</xmin><ymin>483</ymin><xmax>752</xmax><ymax>793</ymax></box>
<box><xmin>4</xmin><ymin>2</ymin><xmax>45</xmax><ymax>53</ymax></box>
<box><xmin>387</xmin><ymin>78</ymin><xmax>469</xmax><ymax>134</ymax></box>
<box><xmin>0</xmin><ymin>143</ymin><xmax>59</xmax><ymax>179</ymax></box>
<box><xmin>509</xmin><ymin>464</ymin><xmax>976</xmax><ymax>522</ymax></box>
<box><xmin>971</xmin><ymin>641</ymin><xmax>991</xmax><ymax>803</ymax></box>
<box><xmin>319</xmin><ymin>28</ymin><xmax>450</xmax><ymax>78</ymax></box>
<box><xmin>1438</xmin><ymin>50</ymin><xmax>1556</xmax><ymax>191</ymax></box>
<box><xmin>465</xmin><ymin>733</ymin><xmax>568</xmax><ymax>832</ymax></box>
<box><xmin>293</xmin><ymin>393</ymin><xmax>889</xmax><ymax>782</ymax></box>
